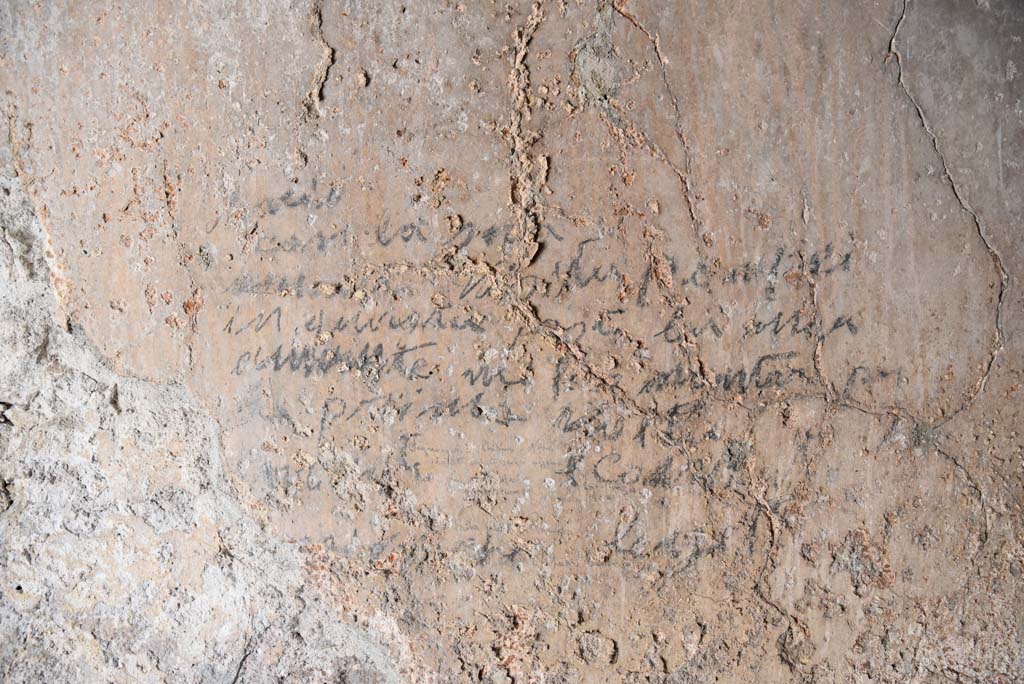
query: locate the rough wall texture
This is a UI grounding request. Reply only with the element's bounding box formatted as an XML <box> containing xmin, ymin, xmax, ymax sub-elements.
<box><xmin>1</xmin><ymin>0</ymin><xmax>1022</xmax><ymax>682</ymax></box>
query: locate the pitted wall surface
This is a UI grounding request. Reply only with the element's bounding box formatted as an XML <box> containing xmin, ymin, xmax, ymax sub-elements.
<box><xmin>1</xmin><ymin>1</ymin><xmax>1023</xmax><ymax>682</ymax></box>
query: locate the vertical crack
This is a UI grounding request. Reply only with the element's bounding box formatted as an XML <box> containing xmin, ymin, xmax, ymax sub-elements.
<box><xmin>229</xmin><ymin>639</ymin><xmax>254</xmax><ymax>684</ymax></box>
<box><xmin>936</xmin><ymin>444</ymin><xmax>992</xmax><ymax>553</ymax></box>
<box><xmin>504</xmin><ymin>1</ymin><xmax>546</xmax><ymax>281</ymax></box>
<box><xmin>800</xmin><ymin>251</ymin><xmax>837</xmax><ymax>403</ymax></box>
<box><xmin>609</xmin><ymin>1</ymin><xmax>705</xmax><ymax>244</ymax></box>
<box><xmin>304</xmin><ymin>0</ymin><xmax>338</xmax><ymax>120</ymax></box>
<box><xmin>886</xmin><ymin>0</ymin><xmax>1009</xmax><ymax>419</ymax></box>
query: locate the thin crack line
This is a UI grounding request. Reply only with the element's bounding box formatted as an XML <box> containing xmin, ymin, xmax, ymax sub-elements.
<box><xmin>887</xmin><ymin>0</ymin><xmax>1009</xmax><ymax>422</ymax></box>
<box><xmin>936</xmin><ymin>444</ymin><xmax>992</xmax><ymax>552</ymax></box>
<box><xmin>610</xmin><ymin>1</ymin><xmax>705</xmax><ymax>246</ymax></box>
